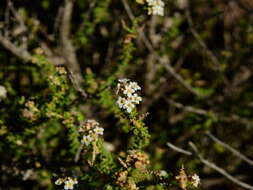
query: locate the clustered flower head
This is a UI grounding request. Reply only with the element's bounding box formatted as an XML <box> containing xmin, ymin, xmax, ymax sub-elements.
<box><xmin>56</xmin><ymin>66</ymin><xmax>67</xmax><ymax>75</ymax></box>
<box><xmin>136</xmin><ymin>0</ymin><xmax>164</xmax><ymax>16</ymax></box>
<box><xmin>116</xmin><ymin>79</ymin><xmax>142</xmax><ymax>113</ymax></box>
<box><xmin>189</xmin><ymin>173</ymin><xmax>200</xmax><ymax>188</ymax></box>
<box><xmin>55</xmin><ymin>177</ymin><xmax>78</xmax><ymax>190</ymax></box>
<box><xmin>146</xmin><ymin>0</ymin><xmax>164</xmax><ymax>16</ymax></box>
<box><xmin>126</xmin><ymin>150</ymin><xmax>150</xmax><ymax>169</ymax></box>
<box><xmin>22</xmin><ymin>100</ymin><xmax>40</xmax><ymax>120</ymax></box>
<box><xmin>115</xmin><ymin>170</ymin><xmax>139</xmax><ymax>190</ymax></box>
<box><xmin>79</xmin><ymin>120</ymin><xmax>104</xmax><ymax>146</ymax></box>
<box><xmin>115</xmin><ymin>170</ymin><xmax>128</xmax><ymax>187</ymax></box>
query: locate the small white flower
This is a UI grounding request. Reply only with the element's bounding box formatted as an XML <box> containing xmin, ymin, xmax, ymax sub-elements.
<box><xmin>191</xmin><ymin>174</ymin><xmax>200</xmax><ymax>187</ymax></box>
<box><xmin>0</xmin><ymin>85</ymin><xmax>7</xmax><ymax>99</ymax></box>
<box><xmin>116</xmin><ymin>79</ymin><xmax>142</xmax><ymax>113</ymax></box>
<box><xmin>123</xmin><ymin>100</ymin><xmax>135</xmax><ymax>113</ymax></box>
<box><xmin>55</xmin><ymin>177</ymin><xmax>77</xmax><ymax>190</ymax></box>
<box><xmin>145</xmin><ymin>0</ymin><xmax>164</xmax><ymax>16</ymax></box>
<box><xmin>129</xmin><ymin>82</ymin><xmax>141</xmax><ymax>91</ymax></box>
<box><xmin>86</xmin><ymin>120</ymin><xmax>99</xmax><ymax>127</ymax></box>
<box><xmin>146</xmin><ymin>0</ymin><xmax>155</xmax><ymax>6</ymax></box>
<box><xmin>147</xmin><ymin>7</ymin><xmax>153</xmax><ymax>15</ymax></box>
<box><xmin>93</xmin><ymin>127</ymin><xmax>104</xmax><ymax>136</ymax></box>
<box><xmin>118</xmin><ymin>78</ymin><xmax>130</xmax><ymax>83</ymax></box>
<box><xmin>123</xmin><ymin>85</ymin><xmax>135</xmax><ymax>97</ymax></box>
<box><xmin>117</xmin><ymin>97</ymin><xmax>127</xmax><ymax>108</ymax></box>
<box><xmin>159</xmin><ymin>170</ymin><xmax>168</xmax><ymax>177</ymax></box>
<box><xmin>64</xmin><ymin>179</ymin><xmax>75</xmax><ymax>190</ymax></box>
<box><xmin>152</xmin><ymin>5</ymin><xmax>164</xmax><ymax>16</ymax></box>
<box><xmin>146</xmin><ymin>0</ymin><xmax>163</xmax><ymax>6</ymax></box>
<box><xmin>154</xmin><ymin>0</ymin><xmax>164</xmax><ymax>7</ymax></box>
<box><xmin>129</xmin><ymin>93</ymin><xmax>142</xmax><ymax>104</ymax></box>
<box><xmin>55</xmin><ymin>178</ymin><xmax>64</xmax><ymax>185</ymax></box>
<box><xmin>82</xmin><ymin>135</ymin><xmax>93</xmax><ymax>146</ymax></box>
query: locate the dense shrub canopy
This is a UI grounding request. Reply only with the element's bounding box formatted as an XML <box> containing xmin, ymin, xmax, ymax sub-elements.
<box><xmin>1</xmin><ymin>0</ymin><xmax>253</xmax><ymax>189</ymax></box>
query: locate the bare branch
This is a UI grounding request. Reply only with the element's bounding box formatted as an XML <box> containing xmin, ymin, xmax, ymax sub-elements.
<box><xmin>121</xmin><ymin>0</ymin><xmax>135</xmax><ymax>20</ymax></box>
<box><xmin>165</xmin><ymin>99</ymin><xmax>216</xmax><ymax>118</ymax></box>
<box><xmin>166</xmin><ymin>142</ymin><xmax>192</xmax><ymax>156</ymax></box>
<box><xmin>0</xmin><ymin>33</ymin><xmax>32</xmax><ymax>62</ymax></box>
<box><xmin>53</xmin><ymin>6</ymin><xmax>64</xmax><ymax>38</ymax></box>
<box><xmin>188</xmin><ymin>141</ymin><xmax>253</xmax><ymax>190</ymax></box>
<box><xmin>7</xmin><ymin>0</ymin><xmax>27</xmax><ymax>32</ymax></box>
<box><xmin>164</xmin><ymin>98</ymin><xmax>253</xmax><ymax>128</ymax></box>
<box><xmin>206</xmin><ymin>131</ymin><xmax>253</xmax><ymax>167</ymax></box>
<box><xmin>68</xmin><ymin>69</ymin><xmax>88</xmax><ymax>99</ymax></box>
<box><xmin>167</xmin><ymin>141</ymin><xmax>253</xmax><ymax>190</ymax></box>
<box><xmin>160</xmin><ymin>56</ymin><xmax>203</xmax><ymax>97</ymax></box>
<box><xmin>0</xmin><ymin>33</ymin><xmax>64</xmax><ymax>66</ymax></box>
<box><xmin>60</xmin><ymin>0</ymin><xmax>87</xmax><ymax>98</ymax></box>
<box><xmin>185</xmin><ymin>9</ymin><xmax>221</xmax><ymax>72</ymax></box>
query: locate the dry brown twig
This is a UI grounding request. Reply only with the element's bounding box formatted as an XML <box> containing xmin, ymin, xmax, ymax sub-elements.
<box><xmin>166</xmin><ymin>142</ymin><xmax>192</xmax><ymax>156</ymax></box>
<box><xmin>165</xmin><ymin>98</ymin><xmax>253</xmax><ymax>128</ymax></box>
<box><xmin>206</xmin><ymin>131</ymin><xmax>253</xmax><ymax>166</ymax></box>
<box><xmin>159</xmin><ymin>56</ymin><xmax>203</xmax><ymax>97</ymax></box>
<box><xmin>121</xmin><ymin>0</ymin><xmax>154</xmax><ymax>51</ymax></box>
<box><xmin>60</xmin><ymin>0</ymin><xmax>87</xmax><ymax>98</ymax></box>
<box><xmin>166</xmin><ymin>141</ymin><xmax>253</xmax><ymax>190</ymax></box>
<box><xmin>165</xmin><ymin>99</ymin><xmax>217</xmax><ymax>119</ymax></box>
<box><xmin>7</xmin><ymin>0</ymin><xmax>27</xmax><ymax>33</ymax></box>
<box><xmin>185</xmin><ymin>9</ymin><xmax>221</xmax><ymax>72</ymax></box>
<box><xmin>0</xmin><ymin>33</ymin><xmax>32</xmax><ymax>61</ymax></box>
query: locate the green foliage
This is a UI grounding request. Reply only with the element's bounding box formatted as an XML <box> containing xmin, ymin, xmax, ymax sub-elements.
<box><xmin>1</xmin><ymin>0</ymin><xmax>253</xmax><ymax>189</ymax></box>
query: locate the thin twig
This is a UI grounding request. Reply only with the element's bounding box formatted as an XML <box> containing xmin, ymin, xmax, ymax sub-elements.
<box><xmin>166</xmin><ymin>142</ymin><xmax>192</xmax><ymax>156</ymax></box>
<box><xmin>206</xmin><ymin>131</ymin><xmax>253</xmax><ymax>166</ymax></box>
<box><xmin>0</xmin><ymin>33</ymin><xmax>64</xmax><ymax>66</ymax></box>
<box><xmin>74</xmin><ymin>142</ymin><xmax>84</xmax><ymax>163</ymax></box>
<box><xmin>185</xmin><ymin>9</ymin><xmax>221</xmax><ymax>72</ymax></box>
<box><xmin>160</xmin><ymin>57</ymin><xmax>202</xmax><ymax>97</ymax></box>
<box><xmin>165</xmin><ymin>99</ymin><xmax>216</xmax><ymax>118</ymax></box>
<box><xmin>121</xmin><ymin>0</ymin><xmax>154</xmax><ymax>51</ymax></box>
<box><xmin>53</xmin><ymin>6</ymin><xmax>64</xmax><ymax>38</ymax></box>
<box><xmin>121</xmin><ymin>0</ymin><xmax>134</xmax><ymax>20</ymax></box>
<box><xmin>167</xmin><ymin>141</ymin><xmax>253</xmax><ymax>190</ymax></box>
<box><xmin>7</xmin><ymin>0</ymin><xmax>27</xmax><ymax>31</ymax></box>
<box><xmin>166</xmin><ymin>98</ymin><xmax>253</xmax><ymax>127</ymax></box>
<box><xmin>68</xmin><ymin>69</ymin><xmax>88</xmax><ymax>99</ymax></box>
<box><xmin>60</xmin><ymin>0</ymin><xmax>87</xmax><ymax>98</ymax></box>
<box><xmin>0</xmin><ymin>33</ymin><xmax>32</xmax><ymax>61</ymax></box>
<box><xmin>188</xmin><ymin>141</ymin><xmax>253</xmax><ymax>190</ymax></box>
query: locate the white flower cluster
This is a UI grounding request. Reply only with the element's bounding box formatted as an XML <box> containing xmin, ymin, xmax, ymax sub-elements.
<box><xmin>146</xmin><ymin>0</ymin><xmax>164</xmax><ymax>16</ymax></box>
<box><xmin>116</xmin><ymin>79</ymin><xmax>142</xmax><ymax>113</ymax></box>
<box><xmin>55</xmin><ymin>177</ymin><xmax>78</xmax><ymax>190</ymax></box>
<box><xmin>79</xmin><ymin>120</ymin><xmax>104</xmax><ymax>146</ymax></box>
<box><xmin>0</xmin><ymin>85</ymin><xmax>7</xmax><ymax>101</ymax></box>
<box><xmin>190</xmin><ymin>173</ymin><xmax>200</xmax><ymax>187</ymax></box>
